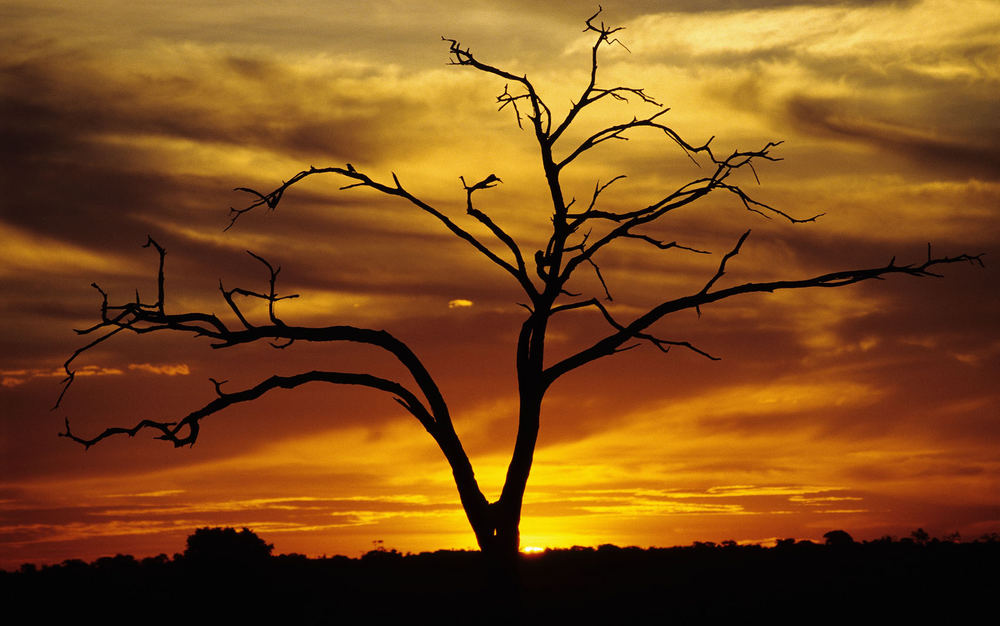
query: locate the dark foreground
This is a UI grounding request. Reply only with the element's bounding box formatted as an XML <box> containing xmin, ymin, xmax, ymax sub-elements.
<box><xmin>4</xmin><ymin>538</ymin><xmax>997</xmax><ymax>624</ymax></box>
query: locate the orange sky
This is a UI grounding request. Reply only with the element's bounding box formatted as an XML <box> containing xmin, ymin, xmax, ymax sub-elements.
<box><xmin>2</xmin><ymin>0</ymin><xmax>998</xmax><ymax>569</ymax></box>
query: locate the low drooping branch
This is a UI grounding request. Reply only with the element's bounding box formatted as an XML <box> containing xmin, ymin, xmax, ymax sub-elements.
<box><xmin>60</xmin><ymin>370</ymin><xmax>434</xmax><ymax>449</ymax></box>
<box><xmin>58</xmin><ymin>230</ymin><xmax>509</xmax><ymax>548</ymax></box>
<box><xmin>58</xmin><ymin>239</ymin><xmax>455</xmax><ymax>440</ymax></box>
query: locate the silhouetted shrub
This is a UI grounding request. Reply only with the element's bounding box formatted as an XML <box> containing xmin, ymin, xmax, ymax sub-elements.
<box><xmin>361</xmin><ymin>547</ymin><xmax>404</xmax><ymax>563</ymax></box>
<box><xmin>823</xmin><ymin>529</ymin><xmax>854</xmax><ymax>546</ymax></box>
<box><xmin>182</xmin><ymin>526</ymin><xmax>273</xmax><ymax>566</ymax></box>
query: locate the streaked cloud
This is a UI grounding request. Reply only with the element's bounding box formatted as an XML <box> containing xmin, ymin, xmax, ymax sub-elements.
<box><xmin>1</xmin><ymin>365</ymin><xmax>122</xmax><ymax>387</ymax></box>
<box><xmin>127</xmin><ymin>363</ymin><xmax>190</xmax><ymax>376</ymax></box>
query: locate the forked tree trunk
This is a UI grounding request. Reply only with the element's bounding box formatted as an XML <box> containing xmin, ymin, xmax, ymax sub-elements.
<box><xmin>462</xmin><ymin>387</ymin><xmax>543</xmax><ymax>600</ymax></box>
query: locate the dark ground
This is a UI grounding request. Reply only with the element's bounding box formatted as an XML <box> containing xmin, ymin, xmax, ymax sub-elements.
<box><xmin>4</xmin><ymin>535</ymin><xmax>997</xmax><ymax>624</ymax></box>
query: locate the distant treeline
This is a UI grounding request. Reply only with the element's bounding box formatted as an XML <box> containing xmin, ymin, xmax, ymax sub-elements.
<box><xmin>4</xmin><ymin>528</ymin><xmax>998</xmax><ymax>624</ymax></box>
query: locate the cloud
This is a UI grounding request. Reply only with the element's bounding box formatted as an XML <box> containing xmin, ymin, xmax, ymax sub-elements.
<box><xmin>0</xmin><ymin>365</ymin><xmax>122</xmax><ymax>387</ymax></box>
<box><xmin>0</xmin><ymin>363</ymin><xmax>189</xmax><ymax>387</ymax></box>
<box><xmin>621</xmin><ymin>0</ymin><xmax>998</xmax><ymax>66</ymax></box>
<box><xmin>0</xmin><ymin>224</ymin><xmax>135</xmax><ymax>279</ymax></box>
<box><xmin>0</xmin><ymin>38</ymin><xmax>424</xmax><ymax>171</ymax></box>
<box><xmin>604</xmin><ymin>0</ymin><xmax>1000</xmax><ymax>181</ymax></box>
<box><xmin>784</xmin><ymin>95</ymin><xmax>1000</xmax><ymax>180</ymax></box>
<box><xmin>127</xmin><ymin>363</ymin><xmax>190</xmax><ymax>376</ymax></box>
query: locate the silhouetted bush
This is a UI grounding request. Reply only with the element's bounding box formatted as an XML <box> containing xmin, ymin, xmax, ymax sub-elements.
<box><xmin>182</xmin><ymin>526</ymin><xmax>273</xmax><ymax>566</ymax></box>
<box><xmin>823</xmin><ymin>529</ymin><xmax>855</xmax><ymax>546</ymax></box>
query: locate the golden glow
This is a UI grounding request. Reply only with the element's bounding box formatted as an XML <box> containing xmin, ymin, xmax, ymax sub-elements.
<box><xmin>0</xmin><ymin>224</ymin><xmax>135</xmax><ymax>278</ymax></box>
<box><xmin>1</xmin><ymin>0</ymin><xmax>996</xmax><ymax>569</ymax></box>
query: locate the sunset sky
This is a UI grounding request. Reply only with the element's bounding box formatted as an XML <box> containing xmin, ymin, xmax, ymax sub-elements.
<box><xmin>2</xmin><ymin>0</ymin><xmax>998</xmax><ymax>569</ymax></box>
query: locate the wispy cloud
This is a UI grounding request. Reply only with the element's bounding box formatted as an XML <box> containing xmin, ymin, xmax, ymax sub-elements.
<box><xmin>1</xmin><ymin>365</ymin><xmax>122</xmax><ymax>388</ymax></box>
<box><xmin>127</xmin><ymin>363</ymin><xmax>190</xmax><ymax>376</ymax></box>
<box><xmin>1</xmin><ymin>363</ymin><xmax>189</xmax><ymax>387</ymax></box>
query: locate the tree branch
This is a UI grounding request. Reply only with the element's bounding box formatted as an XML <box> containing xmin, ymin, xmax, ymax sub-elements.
<box><xmin>61</xmin><ymin>240</ymin><xmax>492</xmax><ymax>531</ymax></box>
<box><xmin>548</xmin><ymin>7</ymin><xmax>645</xmax><ymax>145</ymax></box>
<box><xmin>623</xmin><ymin>233</ymin><xmax>711</xmax><ymax>255</ymax></box>
<box><xmin>461</xmin><ymin>174</ymin><xmax>536</xmax><ymax>296</ymax></box>
<box><xmin>552</xmin><ymin>297</ymin><xmax>720</xmax><ymax>361</ymax></box>
<box><xmin>57</xmin><ymin>240</ymin><xmax>454</xmax><ymax>430</ymax></box>
<box><xmin>443</xmin><ymin>37</ymin><xmax>552</xmax><ymax>137</ymax></box>
<box><xmin>700</xmin><ymin>230</ymin><xmax>751</xmax><ymax>294</ymax></box>
<box><xmin>557</xmin><ymin>141</ymin><xmax>817</xmax><ymax>293</ymax></box>
<box><xmin>230</xmin><ymin>165</ymin><xmax>534</xmax><ymax>295</ymax></box>
<box><xmin>61</xmin><ymin>370</ymin><xmax>435</xmax><ymax>449</ymax></box>
<box><xmin>558</xmin><ymin>109</ymin><xmax>681</xmax><ymax>170</ymax></box>
<box><xmin>545</xmin><ymin>249</ymin><xmax>984</xmax><ymax>384</ymax></box>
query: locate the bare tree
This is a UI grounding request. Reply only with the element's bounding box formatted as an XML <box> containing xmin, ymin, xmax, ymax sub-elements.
<box><xmin>58</xmin><ymin>10</ymin><xmax>981</xmax><ymax>566</ymax></box>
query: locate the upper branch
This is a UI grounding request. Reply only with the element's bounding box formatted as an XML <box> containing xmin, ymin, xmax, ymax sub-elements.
<box><xmin>558</xmin><ymin>141</ymin><xmax>818</xmax><ymax>292</ymax></box>
<box><xmin>230</xmin><ymin>164</ymin><xmax>533</xmax><ymax>293</ymax></box>
<box><xmin>444</xmin><ymin>37</ymin><xmax>552</xmax><ymax>137</ymax></box>
<box><xmin>548</xmin><ymin>6</ymin><xmax>650</xmax><ymax>145</ymax></box>
<box><xmin>557</xmin><ymin>108</ymin><xmax>686</xmax><ymax>171</ymax></box>
<box><xmin>461</xmin><ymin>174</ymin><xmax>537</xmax><ymax>297</ymax></box>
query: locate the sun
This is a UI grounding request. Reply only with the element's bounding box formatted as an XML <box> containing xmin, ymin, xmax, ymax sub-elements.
<box><xmin>521</xmin><ymin>546</ymin><xmax>545</xmax><ymax>555</ymax></box>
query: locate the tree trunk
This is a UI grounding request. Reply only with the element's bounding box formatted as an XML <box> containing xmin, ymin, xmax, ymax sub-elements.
<box><xmin>474</xmin><ymin>515</ymin><xmax>524</xmax><ymax>617</ymax></box>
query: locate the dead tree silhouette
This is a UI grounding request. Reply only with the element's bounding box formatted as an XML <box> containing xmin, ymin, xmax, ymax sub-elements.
<box><xmin>58</xmin><ymin>9</ymin><xmax>982</xmax><ymax>569</ymax></box>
